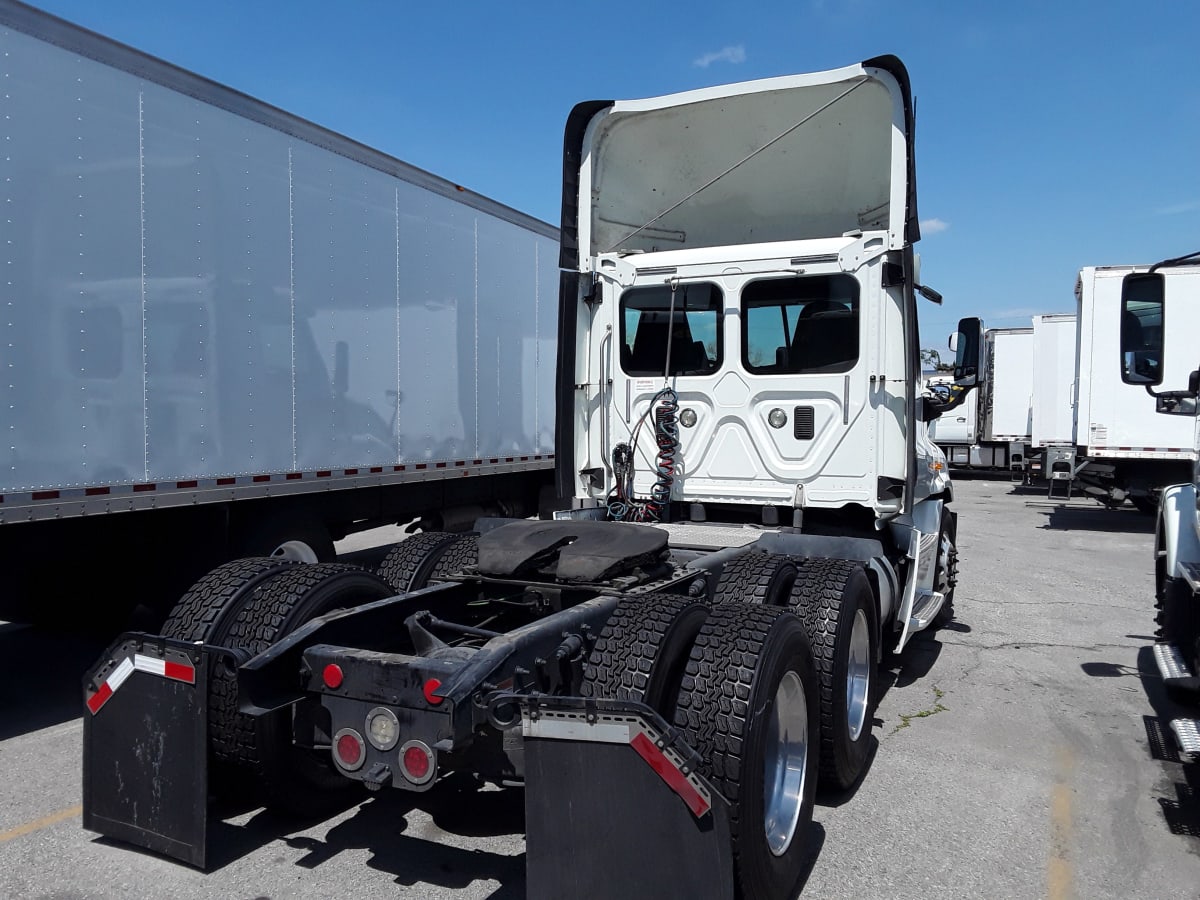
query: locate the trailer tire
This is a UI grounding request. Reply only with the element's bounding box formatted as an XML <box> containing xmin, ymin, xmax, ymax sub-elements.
<box><xmin>932</xmin><ymin>508</ymin><xmax>959</xmax><ymax>628</ymax></box>
<box><xmin>711</xmin><ymin>551</ymin><xmax>800</xmax><ymax>606</ymax></box>
<box><xmin>786</xmin><ymin>559</ymin><xmax>877</xmax><ymax>791</ymax></box>
<box><xmin>428</xmin><ymin>533</ymin><xmax>479</xmax><ymax>582</ymax></box>
<box><xmin>674</xmin><ymin>604</ymin><xmax>818</xmax><ymax>900</ymax></box>
<box><xmin>235</xmin><ymin>512</ymin><xmax>335</xmax><ymax>563</ymax></box>
<box><xmin>376</xmin><ymin>531</ymin><xmax>460</xmax><ymax>593</ymax></box>
<box><xmin>218</xmin><ymin>564</ymin><xmax>396</xmax><ymax>814</ymax></box>
<box><xmin>581</xmin><ymin>593</ymin><xmax>710</xmax><ymax>720</ymax></box>
<box><xmin>1131</xmin><ymin>495</ymin><xmax>1158</xmax><ymax>516</ymax></box>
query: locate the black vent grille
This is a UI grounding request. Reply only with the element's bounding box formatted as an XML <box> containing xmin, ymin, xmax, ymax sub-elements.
<box><xmin>794</xmin><ymin>406</ymin><xmax>815</xmax><ymax>440</ymax></box>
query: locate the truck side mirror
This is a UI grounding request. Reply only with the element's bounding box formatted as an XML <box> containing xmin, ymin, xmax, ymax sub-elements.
<box><xmin>952</xmin><ymin>317</ymin><xmax>982</xmax><ymax>387</ymax></box>
<box><xmin>1119</xmin><ymin>273</ymin><xmax>1164</xmax><ymax>386</ymax></box>
<box><xmin>1153</xmin><ymin>368</ymin><xmax>1200</xmax><ymax>416</ymax></box>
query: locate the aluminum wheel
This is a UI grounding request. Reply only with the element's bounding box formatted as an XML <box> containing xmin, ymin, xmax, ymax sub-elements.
<box><xmin>763</xmin><ymin>669</ymin><xmax>809</xmax><ymax>857</ymax></box>
<box><xmin>270</xmin><ymin>540</ymin><xmax>320</xmax><ymax>563</ymax></box>
<box><xmin>845</xmin><ymin>608</ymin><xmax>871</xmax><ymax>742</ymax></box>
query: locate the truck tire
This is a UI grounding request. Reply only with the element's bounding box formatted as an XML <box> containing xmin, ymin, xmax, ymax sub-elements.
<box><xmin>376</xmin><ymin>531</ymin><xmax>460</xmax><ymax>593</ymax></box>
<box><xmin>427</xmin><ymin>533</ymin><xmax>480</xmax><ymax>582</ymax></box>
<box><xmin>161</xmin><ymin>557</ymin><xmax>298</xmax><ymax>643</ymax></box>
<box><xmin>932</xmin><ymin>508</ymin><xmax>959</xmax><ymax>628</ymax></box>
<box><xmin>673</xmin><ymin>604</ymin><xmax>819</xmax><ymax>900</ymax></box>
<box><xmin>711</xmin><ymin>551</ymin><xmax>799</xmax><ymax>606</ymax></box>
<box><xmin>581</xmin><ymin>592</ymin><xmax>711</xmax><ymax>720</ymax></box>
<box><xmin>159</xmin><ymin>557</ymin><xmax>300</xmax><ymax>798</ymax></box>
<box><xmin>217</xmin><ymin>563</ymin><xmax>396</xmax><ymax>813</ymax></box>
<box><xmin>786</xmin><ymin>559</ymin><xmax>877</xmax><ymax>791</ymax></box>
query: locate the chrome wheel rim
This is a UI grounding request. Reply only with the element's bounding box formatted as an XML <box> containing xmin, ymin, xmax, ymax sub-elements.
<box><xmin>845</xmin><ymin>609</ymin><xmax>870</xmax><ymax>742</ymax></box>
<box><xmin>763</xmin><ymin>669</ymin><xmax>808</xmax><ymax>857</ymax></box>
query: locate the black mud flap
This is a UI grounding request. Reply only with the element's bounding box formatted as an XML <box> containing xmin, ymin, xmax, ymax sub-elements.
<box><xmin>519</xmin><ymin>696</ymin><xmax>735</xmax><ymax>900</ymax></box>
<box><xmin>82</xmin><ymin>634</ymin><xmax>213</xmax><ymax>868</ymax></box>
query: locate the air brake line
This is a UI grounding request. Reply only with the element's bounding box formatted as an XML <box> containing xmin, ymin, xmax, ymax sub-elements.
<box><xmin>608</xmin><ymin>283</ymin><xmax>681</xmax><ymax>523</ymax></box>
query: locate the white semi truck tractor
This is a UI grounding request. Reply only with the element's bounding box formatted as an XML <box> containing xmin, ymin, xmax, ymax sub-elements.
<box><xmin>83</xmin><ymin>56</ymin><xmax>981</xmax><ymax>899</ymax></box>
<box><xmin>1123</xmin><ymin>252</ymin><xmax>1200</xmax><ymax>754</ymax></box>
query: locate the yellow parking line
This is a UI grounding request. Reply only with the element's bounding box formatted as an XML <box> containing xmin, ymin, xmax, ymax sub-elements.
<box><xmin>1048</xmin><ymin>746</ymin><xmax>1074</xmax><ymax>900</ymax></box>
<box><xmin>0</xmin><ymin>804</ymin><xmax>82</xmax><ymax>843</ymax></box>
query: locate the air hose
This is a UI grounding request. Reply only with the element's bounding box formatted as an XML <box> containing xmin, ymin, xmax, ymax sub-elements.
<box><xmin>607</xmin><ymin>387</ymin><xmax>678</xmax><ymax>523</ymax></box>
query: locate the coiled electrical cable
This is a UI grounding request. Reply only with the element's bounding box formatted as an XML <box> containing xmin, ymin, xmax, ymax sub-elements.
<box><xmin>607</xmin><ymin>387</ymin><xmax>678</xmax><ymax>523</ymax></box>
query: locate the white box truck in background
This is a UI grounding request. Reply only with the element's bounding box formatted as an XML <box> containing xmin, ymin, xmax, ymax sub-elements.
<box><xmin>0</xmin><ymin>1</ymin><xmax>557</xmax><ymax>624</ymax></box>
<box><xmin>929</xmin><ymin>326</ymin><xmax>1033</xmax><ymax>477</ymax></box>
<box><xmin>1065</xmin><ymin>264</ymin><xmax>1199</xmax><ymax>510</ymax></box>
<box><xmin>1027</xmin><ymin>313</ymin><xmax>1077</xmax><ymax>483</ymax></box>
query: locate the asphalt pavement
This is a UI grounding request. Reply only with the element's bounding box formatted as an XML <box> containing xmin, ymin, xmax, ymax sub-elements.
<box><xmin>2</xmin><ymin>476</ymin><xmax>1199</xmax><ymax>899</ymax></box>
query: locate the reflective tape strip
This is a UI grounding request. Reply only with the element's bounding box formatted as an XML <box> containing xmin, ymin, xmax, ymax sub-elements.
<box><xmin>85</xmin><ymin>682</ymin><xmax>112</xmax><ymax>715</ymax></box>
<box><xmin>133</xmin><ymin>654</ymin><xmax>195</xmax><ymax>684</ymax></box>
<box><xmin>630</xmin><ymin>731</ymin><xmax>711</xmax><ymax>818</ymax></box>
<box><xmin>133</xmin><ymin>654</ymin><xmax>166</xmax><ymax>677</ymax></box>
<box><xmin>86</xmin><ymin>656</ymin><xmax>134</xmax><ymax>715</ymax></box>
<box><xmin>108</xmin><ymin>656</ymin><xmax>136</xmax><ymax>691</ymax></box>
<box><xmin>87</xmin><ymin>653</ymin><xmax>195</xmax><ymax>715</ymax></box>
<box><xmin>1</xmin><ymin>455</ymin><xmax>559</xmax><ymax>507</ymax></box>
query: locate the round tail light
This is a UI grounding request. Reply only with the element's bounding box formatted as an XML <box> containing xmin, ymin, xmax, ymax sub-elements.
<box><xmin>333</xmin><ymin>728</ymin><xmax>365</xmax><ymax>771</ymax></box>
<box><xmin>322</xmin><ymin>664</ymin><xmax>344</xmax><ymax>689</ymax></box>
<box><xmin>400</xmin><ymin>740</ymin><xmax>435</xmax><ymax>785</ymax></box>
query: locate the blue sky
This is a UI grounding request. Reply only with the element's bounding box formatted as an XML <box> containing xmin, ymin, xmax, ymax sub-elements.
<box><xmin>25</xmin><ymin>0</ymin><xmax>1200</xmax><ymax>352</ymax></box>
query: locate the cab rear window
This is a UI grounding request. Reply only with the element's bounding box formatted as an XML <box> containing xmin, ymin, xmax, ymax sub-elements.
<box><xmin>742</xmin><ymin>275</ymin><xmax>859</xmax><ymax>374</ymax></box>
<box><xmin>620</xmin><ymin>283</ymin><xmax>722</xmax><ymax>377</ymax></box>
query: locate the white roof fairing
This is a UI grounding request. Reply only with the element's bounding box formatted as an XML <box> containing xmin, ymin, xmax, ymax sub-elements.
<box><xmin>573</xmin><ymin>60</ymin><xmax>915</xmax><ymax>262</ymax></box>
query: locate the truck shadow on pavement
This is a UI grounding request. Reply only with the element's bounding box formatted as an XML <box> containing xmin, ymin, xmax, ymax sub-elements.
<box><xmin>1033</xmin><ymin>504</ymin><xmax>1156</xmax><ymax>534</ymax></box>
<box><xmin>203</xmin><ymin>771</ymin><xmax>825</xmax><ymax>899</ymax></box>
<box><xmin>0</xmin><ymin>621</ymin><xmax>109</xmax><ymax>741</ymax></box>
<box><xmin>199</xmin><ymin>742</ymin><xmax>831</xmax><ymax>898</ymax></box>
<box><xmin>189</xmin><ymin>775</ymin><xmax>529</xmax><ymax>895</ymax></box>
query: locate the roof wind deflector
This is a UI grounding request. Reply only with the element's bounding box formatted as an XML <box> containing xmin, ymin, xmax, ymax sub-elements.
<box><xmin>567</xmin><ymin>58</ymin><xmax>918</xmax><ymax>260</ymax></box>
<box><xmin>862</xmin><ymin>54</ymin><xmax>919</xmax><ymax>245</ymax></box>
<box><xmin>560</xmin><ymin>100</ymin><xmax>613</xmax><ymax>271</ymax></box>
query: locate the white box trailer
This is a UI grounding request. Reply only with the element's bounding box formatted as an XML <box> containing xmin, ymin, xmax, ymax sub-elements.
<box><xmin>1030</xmin><ymin>314</ymin><xmax>1078</xmax><ymax>447</ymax></box>
<box><xmin>1069</xmin><ymin>264</ymin><xmax>1200</xmax><ymax>509</ymax></box>
<box><xmin>0</xmin><ymin>1</ymin><xmax>557</xmax><ymax>623</ymax></box>
<box><xmin>1026</xmin><ymin>313</ymin><xmax>1078</xmax><ymax>482</ymax></box>
<box><xmin>929</xmin><ymin>326</ymin><xmax>1032</xmax><ymax>475</ymax></box>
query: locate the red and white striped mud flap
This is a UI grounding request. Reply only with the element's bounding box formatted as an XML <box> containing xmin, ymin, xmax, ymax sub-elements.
<box><xmin>519</xmin><ymin>697</ymin><xmax>735</xmax><ymax>900</ymax></box>
<box><xmin>81</xmin><ymin>634</ymin><xmax>212</xmax><ymax>869</ymax></box>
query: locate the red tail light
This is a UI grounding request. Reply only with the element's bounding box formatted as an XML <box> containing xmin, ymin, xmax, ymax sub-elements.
<box><xmin>323</xmin><ymin>664</ymin><xmax>344</xmax><ymax>689</ymax></box>
<box><xmin>400</xmin><ymin>740</ymin><xmax>435</xmax><ymax>785</ymax></box>
<box><xmin>422</xmin><ymin>678</ymin><xmax>444</xmax><ymax>705</ymax></box>
<box><xmin>333</xmin><ymin>728</ymin><xmax>365</xmax><ymax>771</ymax></box>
